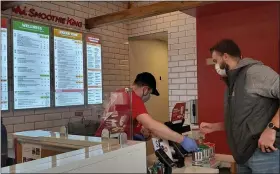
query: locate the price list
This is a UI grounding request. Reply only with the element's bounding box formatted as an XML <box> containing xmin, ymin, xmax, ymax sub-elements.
<box><xmin>13</xmin><ymin>20</ymin><xmax>50</xmax><ymax>109</ymax></box>
<box><xmin>1</xmin><ymin>18</ymin><xmax>8</xmax><ymax>110</ymax></box>
<box><xmin>54</xmin><ymin>28</ymin><xmax>84</xmax><ymax>107</ymax></box>
<box><xmin>86</xmin><ymin>35</ymin><xmax>102</xmax><ymax>104</ymax></box>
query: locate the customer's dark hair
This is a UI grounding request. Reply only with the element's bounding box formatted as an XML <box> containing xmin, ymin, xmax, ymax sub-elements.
<box><xmin>210</xmin><ymin>39</ymin><xmax>241</xmax><ymax>58</ymax></box>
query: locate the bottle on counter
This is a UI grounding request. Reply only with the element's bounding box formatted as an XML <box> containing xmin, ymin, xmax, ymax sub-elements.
<box><xmin>60</xmin><ymin>126</ymin><xmax>67</xmax><ymax>136</ymax></box>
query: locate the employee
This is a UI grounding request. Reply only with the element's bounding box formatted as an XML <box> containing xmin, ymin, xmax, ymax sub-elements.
<box><xmin>95</xmin><ymin>72</ymin><xmax>198</xmax><ymax>152</ymax></box>
<box><xmin>200</xmin><ymin>39</ymin><xmax>279</xmax><ymax>173</ymax></box>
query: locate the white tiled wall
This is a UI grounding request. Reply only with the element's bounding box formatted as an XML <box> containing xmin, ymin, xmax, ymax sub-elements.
<box><xmin>1</xmin><ymin>1</ymin><xmax>197</xmax><ymax>132</ymax></box>
<box><xmin>128</xmin><ymin>8</ymin><xmax>197</xmax><ymax>116</ymax></box>
<box><xmin>1</xmin><ymin>1</ymin><xmax>130</xmax><ymax>133</ymax></box>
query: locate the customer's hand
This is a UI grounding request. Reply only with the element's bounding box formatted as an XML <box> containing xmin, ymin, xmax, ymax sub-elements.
<box><xmin>181</xmin><ymin>137</ymin><xmax>198</xmax><ymax>152</ymax></box>
<box><xmin>200</xmin><ymin>122</ymin><xmax>215</xmax><ymax>134</ymax></box>
<box><xmin>258</xmin><ymin>128</ymin><xmax>278</xmax><ymax>153</ymax></box>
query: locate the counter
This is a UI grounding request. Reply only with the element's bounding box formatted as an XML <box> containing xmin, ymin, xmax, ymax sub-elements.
<box><xmin>2</xmin><ymin>130</ymin><xmax>147</xmax><ymax>173</ymax></box>
<box><xmin>2</xmin><ymin>130</ymin><xmax>234</xmax><ymax>173</ymax></box>
<box><xmin>12</xmin><ymin>130</ymin><xmax>120</xmax><ymax>163</ymax></box>
<box><xmin>147</xmin><ymin>153</ymin><xmax>219</xmax><ymax>174</ymax></box>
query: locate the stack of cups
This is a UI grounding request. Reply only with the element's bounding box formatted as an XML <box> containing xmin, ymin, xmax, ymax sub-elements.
<box><xmin>192</xmin><ymin>148</ymin><xmax>204</xmax><ymax>167</ymax></box>
<box><xmin>204</xmin><ymin>142</ymin><xmax>215</xmax><ymax>160</ymax></box>
<box><xmin>199</xmin><ymin>144</ymin><xmax>211</xmax><ymax>167</ymax></box>
<box><xmin>191</xmin><ymin>124</ymin><xmax>208</xmax><ymax>167</ymax></box>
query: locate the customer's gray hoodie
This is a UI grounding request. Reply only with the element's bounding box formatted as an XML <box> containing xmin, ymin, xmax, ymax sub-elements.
<box><xmin>223</xmin><ymin>58</ymin><xmax>279</xmax><ymax>164</ymax></box>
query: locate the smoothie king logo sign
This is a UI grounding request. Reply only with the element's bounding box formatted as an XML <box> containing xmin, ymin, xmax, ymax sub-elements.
<box><xmin>12</xmin><ymin>6</ymin><xmax>82</xmax><ymax>28</ymax></box>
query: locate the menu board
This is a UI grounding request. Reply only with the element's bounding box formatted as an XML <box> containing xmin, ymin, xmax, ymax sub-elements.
<box><xmin>1</xmin><ymin>18</ymin><xmax>8</xmax><ymax>110</ymax></box>
<box><xmin>54</xmin><ymin>28</ymin><xmax>84</xmax><ymax>107</ymax></box>
<box><xmin>86</xmin><ymin>34</ymin><xmax>102</xmax><ymax>104</ymax></box>
<box><xmin>13</xmin><ymin>20</ymin><xmax>50</xmax><ymax>109</ymax></box>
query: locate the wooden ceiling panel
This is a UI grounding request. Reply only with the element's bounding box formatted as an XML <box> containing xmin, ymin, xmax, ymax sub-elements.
<box><xmin>85</xmin><ymin>1</ymin><xmax>213</xmax><ymax>29</ymax></box>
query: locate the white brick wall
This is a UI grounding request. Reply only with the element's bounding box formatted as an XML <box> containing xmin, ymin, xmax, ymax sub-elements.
<box><xmin>128</xmin><ymin>10</ymin><xmax>197</xmax><ymax>116</ymax></box>
<box><xmin>1</xmin><ymin>1</ymin><xmax>129</xmax><ymax>133</ymax></box>
<box><xmin>1</xmin><ymin>1</ymin><xmax>197</xmax><ymax>132</ymax></box>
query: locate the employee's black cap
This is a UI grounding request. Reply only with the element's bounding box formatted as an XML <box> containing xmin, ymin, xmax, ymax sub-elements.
<box><xmin>134</xmin><ymin>72</ymin><xmax>160</xmax><ymax>96</ymax></box>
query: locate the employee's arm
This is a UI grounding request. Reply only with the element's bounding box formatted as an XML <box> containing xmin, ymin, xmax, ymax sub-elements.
<box><xmin>136</xmin><ymin>113</ymin><xmax>184</xmax><ymax>143</ymax></box>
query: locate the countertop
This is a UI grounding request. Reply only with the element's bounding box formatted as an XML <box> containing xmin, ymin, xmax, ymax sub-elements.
<box><xmin>2</xmin><ymin>130</ymin><xmax>142</xmax><ymax>173</ymax></box>
<box><xmin>3</xmin><ymin>130</ymin><xmax>232</xmax><ymax>173</ymax></box>
<box><xmin>13</xmin><ymin>130</ymin><xmax>119</xmax><ymax>149</ymax></box>
<box><xmin>173</xmin><ymin>166</ymin><xmax>219</xmax><ymax>173</ymax></box>
<box><xmin>147</xmin><ymin>153</ymin><xmax>220</xmax><ymax>174</ymax></box>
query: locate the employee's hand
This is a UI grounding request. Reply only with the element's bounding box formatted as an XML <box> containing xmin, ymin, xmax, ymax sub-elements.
<box><xmin>258</xmin><ymin>128</ymin><xmax>277</xmax><ymax>153</ymax></box>
<box><xmin>200</xmin><ymin>122</ymin><xmax>215</xmax><ymax>134</ymax></box>
<box><xmin>133</xmin><ymin>134</ymin><xmax>146</xmax><ymax>141</ymax></box>
<box><xmin>181</xmin><ymin>137</ymin><xmax>198</xmax><ymax>152</ymax></box>
<box><xmin>141</xmin><ymin>127</ymin><xmax>152</xmax><ymax>140</ymax></box>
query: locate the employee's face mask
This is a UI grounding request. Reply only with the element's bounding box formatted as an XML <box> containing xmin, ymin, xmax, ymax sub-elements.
<box><xmin>142</xmin><ymin>88</ymin><xmax>151</xmax><ymax>103</ymax></box>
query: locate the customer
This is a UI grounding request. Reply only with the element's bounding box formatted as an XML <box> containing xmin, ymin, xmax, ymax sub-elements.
<box><xmin>200</xmin><ymin>39</ymin><xmax>279</xmax><ymax>173</ymax></box>
<box><xmin>1</xmin><ymin>118</ymin><xmax>8</xmax><ymax>167</ymax></box>
<box><xmin>95</xmin><ymin>72</ymin><xmax>198</xmax><ymax>152</ymax></box>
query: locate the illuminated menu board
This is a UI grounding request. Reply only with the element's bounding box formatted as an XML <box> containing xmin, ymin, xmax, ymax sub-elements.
<box><xmin>1</xmin><ymin>18</ymin><xmax>8</xmax><ymax>110</ymax></box>
<box><xmin>54</xmin><ymin>28</ymin><xmax>84</xmax><ymax>107</ymax></box>
<box><xmin>13</xmin><ymin>20</ymin><xmax>50</xmax><ymax>109</ymax></box>
<box><xmin>86</xmin><ymin>35</ymin><xmax>102</xmax><ymax>104</ymax></box>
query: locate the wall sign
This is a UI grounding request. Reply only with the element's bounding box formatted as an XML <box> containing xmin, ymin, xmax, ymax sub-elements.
<box><xmin>54</xmin><ymin>28</ymin><xmax>84</xmax><ymax>107</ymax></box>
<box><xmin>86</xmin><ymin>34</ymin><xmax>102</xmax><ymax>105</ymax></box>
<box><xmin>13</xmin><ymin>20</ymin><xmax>51</xmax><ymax>109</ymax></box>
<box><xmin>12</xmin><ymin>6</ymin><xmax>83</xmax><ymax>28</ymax></box>
<box><xmin>1</xmin><ymin>18</ymin><xmax>9</xmax><ymax>111</ymax></box>
<box><xmin>22</xmin><ymin>143</ymin><xmax>41</xmax><ymax>162</ymax></box>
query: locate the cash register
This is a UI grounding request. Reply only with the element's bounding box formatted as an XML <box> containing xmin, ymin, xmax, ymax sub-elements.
<box><xmin>150</xmin><ymin>102</ymin><xmax>216</xmax><ymax>174</ymax></box>
<box><xmin>151</xmin><ymin>103</ymin><xmax>192</xmax><ymax>174</ymax></box>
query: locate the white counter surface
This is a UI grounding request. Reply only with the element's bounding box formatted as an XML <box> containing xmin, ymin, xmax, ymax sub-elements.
<box><xmin>2</xmin><ymin>130</ymin><xmax>231</xmax><ymax>173</ymax></box>
<box><xmin>148</xmin><ymin>153</ymin><xmax>220</xmax><ymax>174</ymax></box>
<box><xmin>173</xmin><ymin>166</ymin><xmax>219</xmax><ymax>173</ymax></box>
<box><xmin>2</xmin><ymin>130</ymin><xmax>146</xmax><ymax>173</ymax></box>
<box><xmin>13</xmin><ymin>130</ymin><xmax>118</xmax><ymax>149</ymax></box>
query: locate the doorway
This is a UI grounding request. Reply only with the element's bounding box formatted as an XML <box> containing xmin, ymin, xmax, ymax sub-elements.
<box><xmin>129</xmin><ymin>32</ymin><xmax>169</xmax><ymax>155</ymax></box>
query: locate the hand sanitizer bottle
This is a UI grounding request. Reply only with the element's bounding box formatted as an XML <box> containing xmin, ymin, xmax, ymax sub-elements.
<box><xmin>60</xmin><ymin>126</ymin><xmax>67</xmax><ymax>136</ymax></box>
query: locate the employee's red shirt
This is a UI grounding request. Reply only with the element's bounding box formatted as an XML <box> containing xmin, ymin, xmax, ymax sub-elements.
<box><xmin>95</xmin><ymin>88</ymin><xmax>148</xmax><ymax>137</ymax></box>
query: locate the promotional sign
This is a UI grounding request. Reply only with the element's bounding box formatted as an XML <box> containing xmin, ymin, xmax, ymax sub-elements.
<box><xmin>22</xmin><ymin>143</ymin><xmax>41</xmax><ymax>162</ymax></box>
<box><xmin>95</xmin><ymin>90</ymin><xmax>131</xmax><ymax>138</ymax></box>
<box><xmin>1</xmin><ymin>18</ymin><xmax>8</xmax><ymax>110</ymax></box>
<box><xmin>54</xmin><ymin>28</ymin><xmax>84</xmax><ymax>107</ymax></box>
<box><xmin>13</xmin><ymin>20</ymin><xmax>50</xmax><ymax>109</ymax></box>
<box><xmin>171</xmin><ymin>102</ymin><xmax>186</xmax><ymax>123</ymax></box>
<box><xmin>152</xmin><ymin>137</ymin><xmax>174</xmax><ymax>161</ymax></box>
<box><xmin>86</xmin><ymin>34</ymin><xmax>102</xmax><ymax>105</ymax></box>
<box><xmin>104</xmin><ymin>105</ymin><xmax>130</xmax><ymax>137</ymax></box>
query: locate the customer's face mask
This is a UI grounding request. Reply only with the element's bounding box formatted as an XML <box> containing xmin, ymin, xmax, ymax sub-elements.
<box><xmin>142</xmin><ymin>88</ymin><xmax>151</xmax><ymax>103</ymax></box>
<box><xmin>212</xmin><ymin>52</ymin><xmax>229</xmax><ymax>77</ymax></box>
<box><xmin>215</xmin><ymin>63</ymin><xmax>227</xmax><ymax>77</ymax></box>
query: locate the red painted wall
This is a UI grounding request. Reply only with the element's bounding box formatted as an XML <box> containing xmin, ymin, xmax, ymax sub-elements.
<box><xmin>197</xmin><ymin>2</ymin><xmax>280</xmax><ymax>154</ymax></box>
